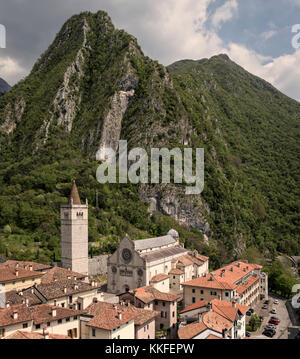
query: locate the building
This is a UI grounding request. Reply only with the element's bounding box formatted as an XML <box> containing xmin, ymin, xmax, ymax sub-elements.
<box><xmin>180</xmin><ymin>299</ymin><xmax>250</xmax><ymax>339</ymax></box>
<box><xmin>60</xmin><ymin>182</ymin><xmax>89</xmax><ymax>275</ymax></box>
<box><xmin>120</xmin><ymin>286</ymin><xmax>179</xmax><ymax>338</ymax></box>
<box><xmin>178</xmin><ymin>299</ymin><xmax>249</xmax><ymax>339</ymax></box>
<box><xmin>182</xmin><ymin>261</ymin><xmax>267</xmax><ymax>307</ymax></box>
<box><xmin>3</xmin><ymin>260</ymin><xmax>52</xmax><ymax>272</ymax></box>
<box><xmin>80</xmin><ymin>300</ymin><xmax>159</xmax><ymax>339</ymax></box>
<box><xmin>107</xmin><ymin>230</ymin><xmax>208</xmax><ymax>294</ymax></box>
<box><xmin>81</xmin><ymin>305</ymin><xmax>136</xmax><ymax>339</ymax></box>
<box><xmin>0</xmin><ymin>265</ymin><xmax>43</xmax><ymax>293</ymax></box>
<box><xmin>0</xmin><ymin>303</ymin><xmax>80</xmax><ymax>339</ymax></box>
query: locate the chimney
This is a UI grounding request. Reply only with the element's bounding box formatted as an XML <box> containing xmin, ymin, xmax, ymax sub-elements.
<box><xmin>93</xmin><ymin>298</ymin><xmax>98</xmax><ymax>303</ymax></box>
<box><xmin>237</xmin><ymin>263</ymin><xmax>241</xmax><ymax>268</ymax></box>
<box><xmin>31</xmin><ymin>287</ymin><xmax>34</xmax><ymax>294</ymax></box>
<box><xmin>206</xmin><ymin>302</ymin><xmax>212</xmax><ymax>311</ymax></box>
<box><xmin>25</xmin><ymin>298</ymin><xmax>29</xmax><ymax>307</ymax></box>
<box><xmin>91</xmin><ymin>281</ymin><xmax>96</xmax><ymax>287</ymax></box>
<box><xmin>117</xmin><ymin>312</ymin><xmax>122</xmax><ymax>320</ymax></box>
<box><xmin>15</xmin><ymin>263</ymin><xmax>19</xmax><ymax>269</ymax></box>
<box><xmin>6</xmin><ymin>302</ymin><xmax>10</xmax><ymax>308</ymax></box>
<box><xmin>64</xmin><ymin>287</ymin><xmax>67</xmax><ymax>294</ymax></box>
<box><xmin>74</xmin><ymin>276</ymin><xmax>77</xmax><ymax>281</ymax></box>
<box><xmin>222</xmin><ymin>329</ymin><xmax>228</xmax><ymax>339</ymax></box>
<box><xmin>74</xmin><ymin>284</ymin><xmax>78</xmax><ymax>290</ymax></box>
<box><xmin>198</xmin><ymin>313</ymin><xmax>202</xmax><ymax>323</ymax></box>
<box><xmin>15</xmin><ymin>269</ymin><xmax>19</xmax><ymax>277</ymax></box>
<box><xmin>232</xmin><ymin>300</ymin><xmax>236</xmax><ymax>308</ymax></box>
<box><xmin>12</xmin><ymin>310</ymin><xmax>18</xmax><ymax>320</ymax></box>
<box><xmin>52</xmin><ymin>308</ymin><xmax>57</xmax><ymax>317</ymax></box>
<box><xmin>230</xmin><ymin>267</ymin><xmax>233</xmax><ymax>272</ymax></box>
<box><xmin>43</xmin><ymin>329</ymin><xmax>49</xmax><ymax>340</ymax></box>
<box><xmin>19</xmin><ymin>291</ymin><xmax>23</xmax><ymax>296</ymax></box>
<box><xmin>67</xmin><ymin>276</ymin><xmax>71</xmax><ymax>280</ymax></box>
<box><xmin>29</xmin><ymin>264</ymin><xmax>33</xmax><ymax>271</ymax></box>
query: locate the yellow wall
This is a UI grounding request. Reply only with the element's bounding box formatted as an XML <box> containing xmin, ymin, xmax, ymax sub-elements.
<box><xmin>1</xmin><ymin>276</ymin><xmax>42</xmax><ymax>293</ymax></box>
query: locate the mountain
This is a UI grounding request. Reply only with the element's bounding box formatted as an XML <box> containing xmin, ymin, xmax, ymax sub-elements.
<box><xmin>0</xmin><ymin>78</ymin><xmax>11</xmax><ymax>95</ymax></box>
<box><xmin>0</xmin><ymin>11</ymin><xmax>299</xmax><ymax>265</ymax></box>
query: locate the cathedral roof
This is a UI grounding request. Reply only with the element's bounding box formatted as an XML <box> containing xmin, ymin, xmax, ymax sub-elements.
<box><xmin>69</xmin><ymin>181</ymin><xmax>81</xmax><ymax>205</ymax></box>
<box><xmin>134</xmin><ymin>234</ymin><xmax>177</xmax><ymax>251</ymax></box>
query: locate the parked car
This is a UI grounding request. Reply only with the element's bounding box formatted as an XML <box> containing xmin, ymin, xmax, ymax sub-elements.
<box><xmin>274</xmin><ymin>300</ymin><xmax>279</xmax><ymax>305</ymax></box>
<box><xmin>264</xmin><ymin>300</ymin><xmax>270</xmax><ymax>304</ymax></box>
<box><xmin>246</xmin><ymin>310</ymin><xmax>252</xmax><ymax>316</ymax></box>
<box><xmin>249</xmin><ymin>308</ymin><xmax>254</xmax><ymax>313</ymax></box>
<box><xmin>269</xmin><ymin>319</ymin><xmax>279</xmax><ymax>325</ymax></box>
<box><xmin>245</xmin><ymin>331</ymin><xmax>251</xmax><ymax>337</ymax></box>
<box><xmin>262</xmin><ymin>304</ymin><xmax>268</xmax><ymax>309</ymax></box>
<box><xmin>271</xmin><ymin>315</ymin><xmax>280</xmax><ymax>323</ymax></box>
<box><xmin>266</xmin><ymin>324</ymin><xmax>276</xmax><ymax>330</ymax></box>
<box><xmin>263</xmin><ymin>329</ymin><xmax>276</xmax><ymax>338</ymax></box>
<box><xmin>270</xmin><ymin>309</ymin><xmax>277</xmax><ymax>314</ymax></box>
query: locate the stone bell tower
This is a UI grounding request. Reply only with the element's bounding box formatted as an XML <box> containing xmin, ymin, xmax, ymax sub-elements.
<box><xmin>60</xmin><ymin>181</ymin><xmax>89</xmax><ymax>275</ymax></box>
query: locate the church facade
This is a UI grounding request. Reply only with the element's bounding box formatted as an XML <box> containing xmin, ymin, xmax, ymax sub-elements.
<box><xmin>107</xmin><ymin>230</ymin><xmax>209</xmax><ymax>294</ymax></box>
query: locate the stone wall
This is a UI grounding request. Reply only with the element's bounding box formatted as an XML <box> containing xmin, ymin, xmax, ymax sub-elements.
<box><xmin>88</xmin><ymin>255</ymin><xmax>108</xmax><ymax>277</ymax></box>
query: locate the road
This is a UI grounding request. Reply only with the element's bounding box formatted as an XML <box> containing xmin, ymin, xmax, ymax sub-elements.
<box><xmin>249</xmin><ymin>293</ymin><xmax>299</xmax><ymax>339</ymax></box>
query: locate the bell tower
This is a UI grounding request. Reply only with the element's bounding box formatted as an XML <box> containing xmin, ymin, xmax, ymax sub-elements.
<box><xmin>60</xmin><ymin>181</ymin><xmax>89</xmax><ymax>275</ymax></box>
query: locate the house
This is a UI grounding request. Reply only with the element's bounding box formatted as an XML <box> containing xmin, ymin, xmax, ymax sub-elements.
<box><xmin>0</xmin><ymin>303</ymin><xmax>80</xmax><ymax>339</ymax></box>
<box><xmin>179</xmin><ymin>299</ymin><xmax>249</xmax><ymax>339</ymax></box>
<box><xmin>120</xmin><ymin>286</ymin><xmax>179</xmax><ymax>338</ymax></box>
<box><xmin>0</xmin><ymin>265</ymin><xmax>43</xmax><ymax>293</ymax></box>
<box><xmin>81</xmin><ymin>305</ymin><xmax>136</xmax><ymax>339</ymax></box>
<box><xmin>3</xmin><ymin>260</ymin><xmax>52</xmax><ymax>272</ymax></box>
<box><xmin>182</xmin><ymin>261</ymin><xmax>267</xmax><ymax>307</ymax></box>
<box><xmin>149</xmin><ymin>274</ymin><xmax>170</xmax><ymax>293</ymax></box>
<box><xmin>80</xmin><ymin>300</ymin><xmax>159</xmax><ymax>339</ymax></box>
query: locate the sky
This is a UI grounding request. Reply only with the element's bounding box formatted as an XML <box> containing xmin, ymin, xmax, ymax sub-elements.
<box><xmin>0</xmin><ymin>0</ymin><xmax>299</xmax><ymax>101</ymax></box>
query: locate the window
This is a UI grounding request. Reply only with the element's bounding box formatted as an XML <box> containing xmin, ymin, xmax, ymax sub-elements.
<box><xmin>192</xmin><ymin>289</ymin><xmax>195</xmax><ymax>293</ymax></box>
<box><xmin>173</xmin><ymin>276</ymin><xmax>175</xmax><ymax>279</ymax></box>
<box><xmin>61</xmin><ymin>303</ymin><xmax>65</xmax><ymax>308</ymax></box>
<box><xmin>23</xmin><ymin>323</ymin><xmax>28</xmax><ymax>329</ymax></box>
<box><xmin>155</xmin><ymin>301</ymin><xmax>158</xmax><ymax>306</ymax></box>
<box><xmin>92</xmin><ymin>329</ymin><xmax>96</xmax><ymax>337</ymax></box>
<box><xmin>162</xmin><ymin>302</ymin><xmax>165</xmax><ymax>307</ymax></box>
<box><xmin>172</xmin><ymin>311</ymin><xmax>175</xmax><ymax>318</ymax></box>
<box><xmin>74</xmin><ymin>316</ymin><xmax>77</xmax><ymax>320</ymax></box>
<box><xmin>144</xmin><ymin>326</ymin><xmax>146</xmax><ymax>332</ymax></box>
<box><xmin>66</xmin><ymin>317</ymin><xmax>70</xmax><ymax>322</ymax></box>
<box><xmin>68</xmin><ymin>328</ymin><xmax>78</xmax><ymax>339</ymax></box>
<box><xmin>47</xmin><ymin>322</ymin><xmax>50</xmax><ymax>327</ymax></box>
<box><xmin>160</xmin><ymin>324</ymin><xmax>163</xmax><ymax>330</ymax></box>
<box><xmin>58</xmin><ymin>319</ymin><xmax>62</xmax><ymax>324</ymax></box>
<box><xmin>161</xmin><ymin>311</ymin><xmax>164</xmax><ymax>318</ymax></box>
<box><xmin>200</xmin><ymin>290</ymin><xmax>204</xmax><ymax>294</ymax></box>
<box><xmin>35</xmin><ymin>324</ymin><xmax>41</xmax><ymax>329</ymax></box>
<box><xmin>12</xmin><ymin>281</ymin><xmax>15</xmax><ymax>285</ymax></box>
<box><xmin>210</xmin><ymin>291</ymin><xmax>217</xmax><ymax>296</ymax></box>
<box><xmin>0</xmin><ymin>328</ymin><xmax>5</xmax><ymax>338</ymax></box>
<box><xmin>192</xmin><ymin>297</ymin><xmax>196</xmax><ymax>303</ymax></box>
<box><xmin>225</xmin><ymin>292</ymin><xmax>229</xmax><ymax>297</ymax></box>
<box><xmin>165</xmin><ymin>312</ymin><xmax>167</xmax><ymax>319</ymax></box>
<box><xmin>22</xmin><ymin>280</ymin><xmax>25</xmax><ymax>283</ymax></box>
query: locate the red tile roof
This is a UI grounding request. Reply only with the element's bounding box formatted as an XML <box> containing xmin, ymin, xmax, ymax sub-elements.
<box><xmin>29</xmin><ymin>304</ymin><xmax>81</xmax><ymax>325</ymax></box>
<box><xmin>130</xmin><ymin>286</ymin><xmax>179</xmax><ymax>304</ymax></box>
<box><xmin>86</xmin><ymin>308</ymin><xmax>136</xmax><ymax>331</ymax></box>
<box><xmin>41</xmin><ymin>267</ymin><xmax>87</xmax><ymax>284</ymax></box>
<box><xmin>150</xmin><ymin>274</ymin><xmax>169</xmax><ymax>283</ymax></box>
<box><xmin>168</xmin><ymin>268</ymin><xmax>184</xmax><ymax>275</ymax></box>
<box><xmin>84</xmin><ymin>301</ymin><xmax>159</xmax><ymax>326</ymax></box>
<box><xmin>178</xmin><ymin>322</ymin><xmax>208</xmax><ymax>339</ymax></box>
<box><xmin>181</xmin><ymin>300</ymin><xmax>207</xmax><ymax>314</ymax></box>
<box><xmin>4</xmin><ymin>330</ymin><xmax>71</xmax><ymax>339</ymax></box>
<box><xmin>0</xmin><ymin>267</ymin><xmax>42</xmax><ymax>283</ymax></box>
<box><xmin>0</xmin><ymin>304</ymin><xmax>32</xmax><ymax>327</ymax></box>
<box><xmin>3</xmin><ymin>260</ymin><xmax>52</xmax><ymax>272</ymax></box>
<box><xmin>235</xmin><ymin>275</ymin><xmax>261</xmax><ymax>295</ymax></box>
<box><xmin>182</xmin><ymin>274</ymin><xmax>236</xmax><ymax>290</ymax></box>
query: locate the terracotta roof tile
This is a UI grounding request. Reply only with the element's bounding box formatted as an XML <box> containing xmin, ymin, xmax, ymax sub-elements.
<box><xmin>0</xmin><ymin>266</ymin><xmax>43</xmax><ymax>283</ymax></box>
<box><xmin>29</xmin><ymin>304</ymin><xmax>81</xmax><ymax>325</ymax></box>
<box><xmin>0</xmin><ymin>304</ymin><xmax>32</xmax><ymax>327</ymax></box>
<box><xmin>150</xmin><ymin>274</ymin><xmax>169</xmax><ymax>283</ymax></box>
<box><xmin>4</xmin><ymin>330</ymin><xmax>71</xmax><ymax>339</ymax></box>
<box><xmin>181</xmin><ymin>300</ymin><xmax>207</xmax><ymax>314</ymax></box>
<box><xmin>84</xmin><ymin>301</ymin><xmax>159</xmax><ymax>326</ymax></box>
<box><xmin>182</xmin><ymin>274</ymin><xmax>236</xmax><ymax>290</ymax></box>
<box><xmin>168</xmin><ymin>268</ymin><xmax>184</xmax><ymax>275</ymax></box>
<box><xmin>3</xmin><ymin>260</ymin><xmax>52</xmax><ymax>272</ymax></box>
<box><xmin>178</xmin><ymin>322</ymin><xmax>208</xmax><ymax>339</ymax></box>
<box><xmin>86</xmin><ymin>308</ymin><xmax>136</xmax><ymax>331</ymax></box>
<box><xmin>235</xmin><ymin>275</ymin><xmax>261</xmax><ymax>295</ymax></box>
<box><xmin>130</xmin><ymin>286</ymin><xmax>179</xmax><ymax>303</ymax></box>
<box><xmin>41</xmin><ymin>267</ymin><xmax>87</xmax><ymax>284</ymax></box>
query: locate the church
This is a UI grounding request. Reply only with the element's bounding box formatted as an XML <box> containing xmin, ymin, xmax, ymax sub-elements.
<box><xmin>60</xmin><ymin>183</ymin><xmax>209</xmax><ymax>294</ymax></box>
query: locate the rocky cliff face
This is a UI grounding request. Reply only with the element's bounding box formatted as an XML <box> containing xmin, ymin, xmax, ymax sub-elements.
<box><xmin>0</xmin><ymin>11</ymin><xmax>299</xmax><ymax>258</ymax></box>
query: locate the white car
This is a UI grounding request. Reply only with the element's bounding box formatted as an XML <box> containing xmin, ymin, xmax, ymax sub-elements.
<box><xmin>270</xmin><ymin>309</ymin><xmax>277</xmax><ymax>314</ymax></box>
<box><xmin>274</xmin><ymin>300</ymin><xmax>279</xmax><ymax>304</ymax></box>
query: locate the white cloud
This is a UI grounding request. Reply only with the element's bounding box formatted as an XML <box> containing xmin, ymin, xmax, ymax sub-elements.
<box><xmin>211</xmin><ymin>0</ymin><xmax>238</xmax><ymax>30</ymax></box>
<box><xmin>0</xmin><ymin>56</ymin><xmax>27</xmax><ymax>85</ymax></box>
<box><xmin>261</xmin><ymin>30</ymin><xmax>277</xmax><ymax>40</ymax></box>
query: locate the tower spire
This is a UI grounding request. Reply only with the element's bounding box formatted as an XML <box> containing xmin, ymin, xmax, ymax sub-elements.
<box><xmin>69</xmin><ymin>181</ymin><xmax>81</xmax><ymax>205</ymax></box>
